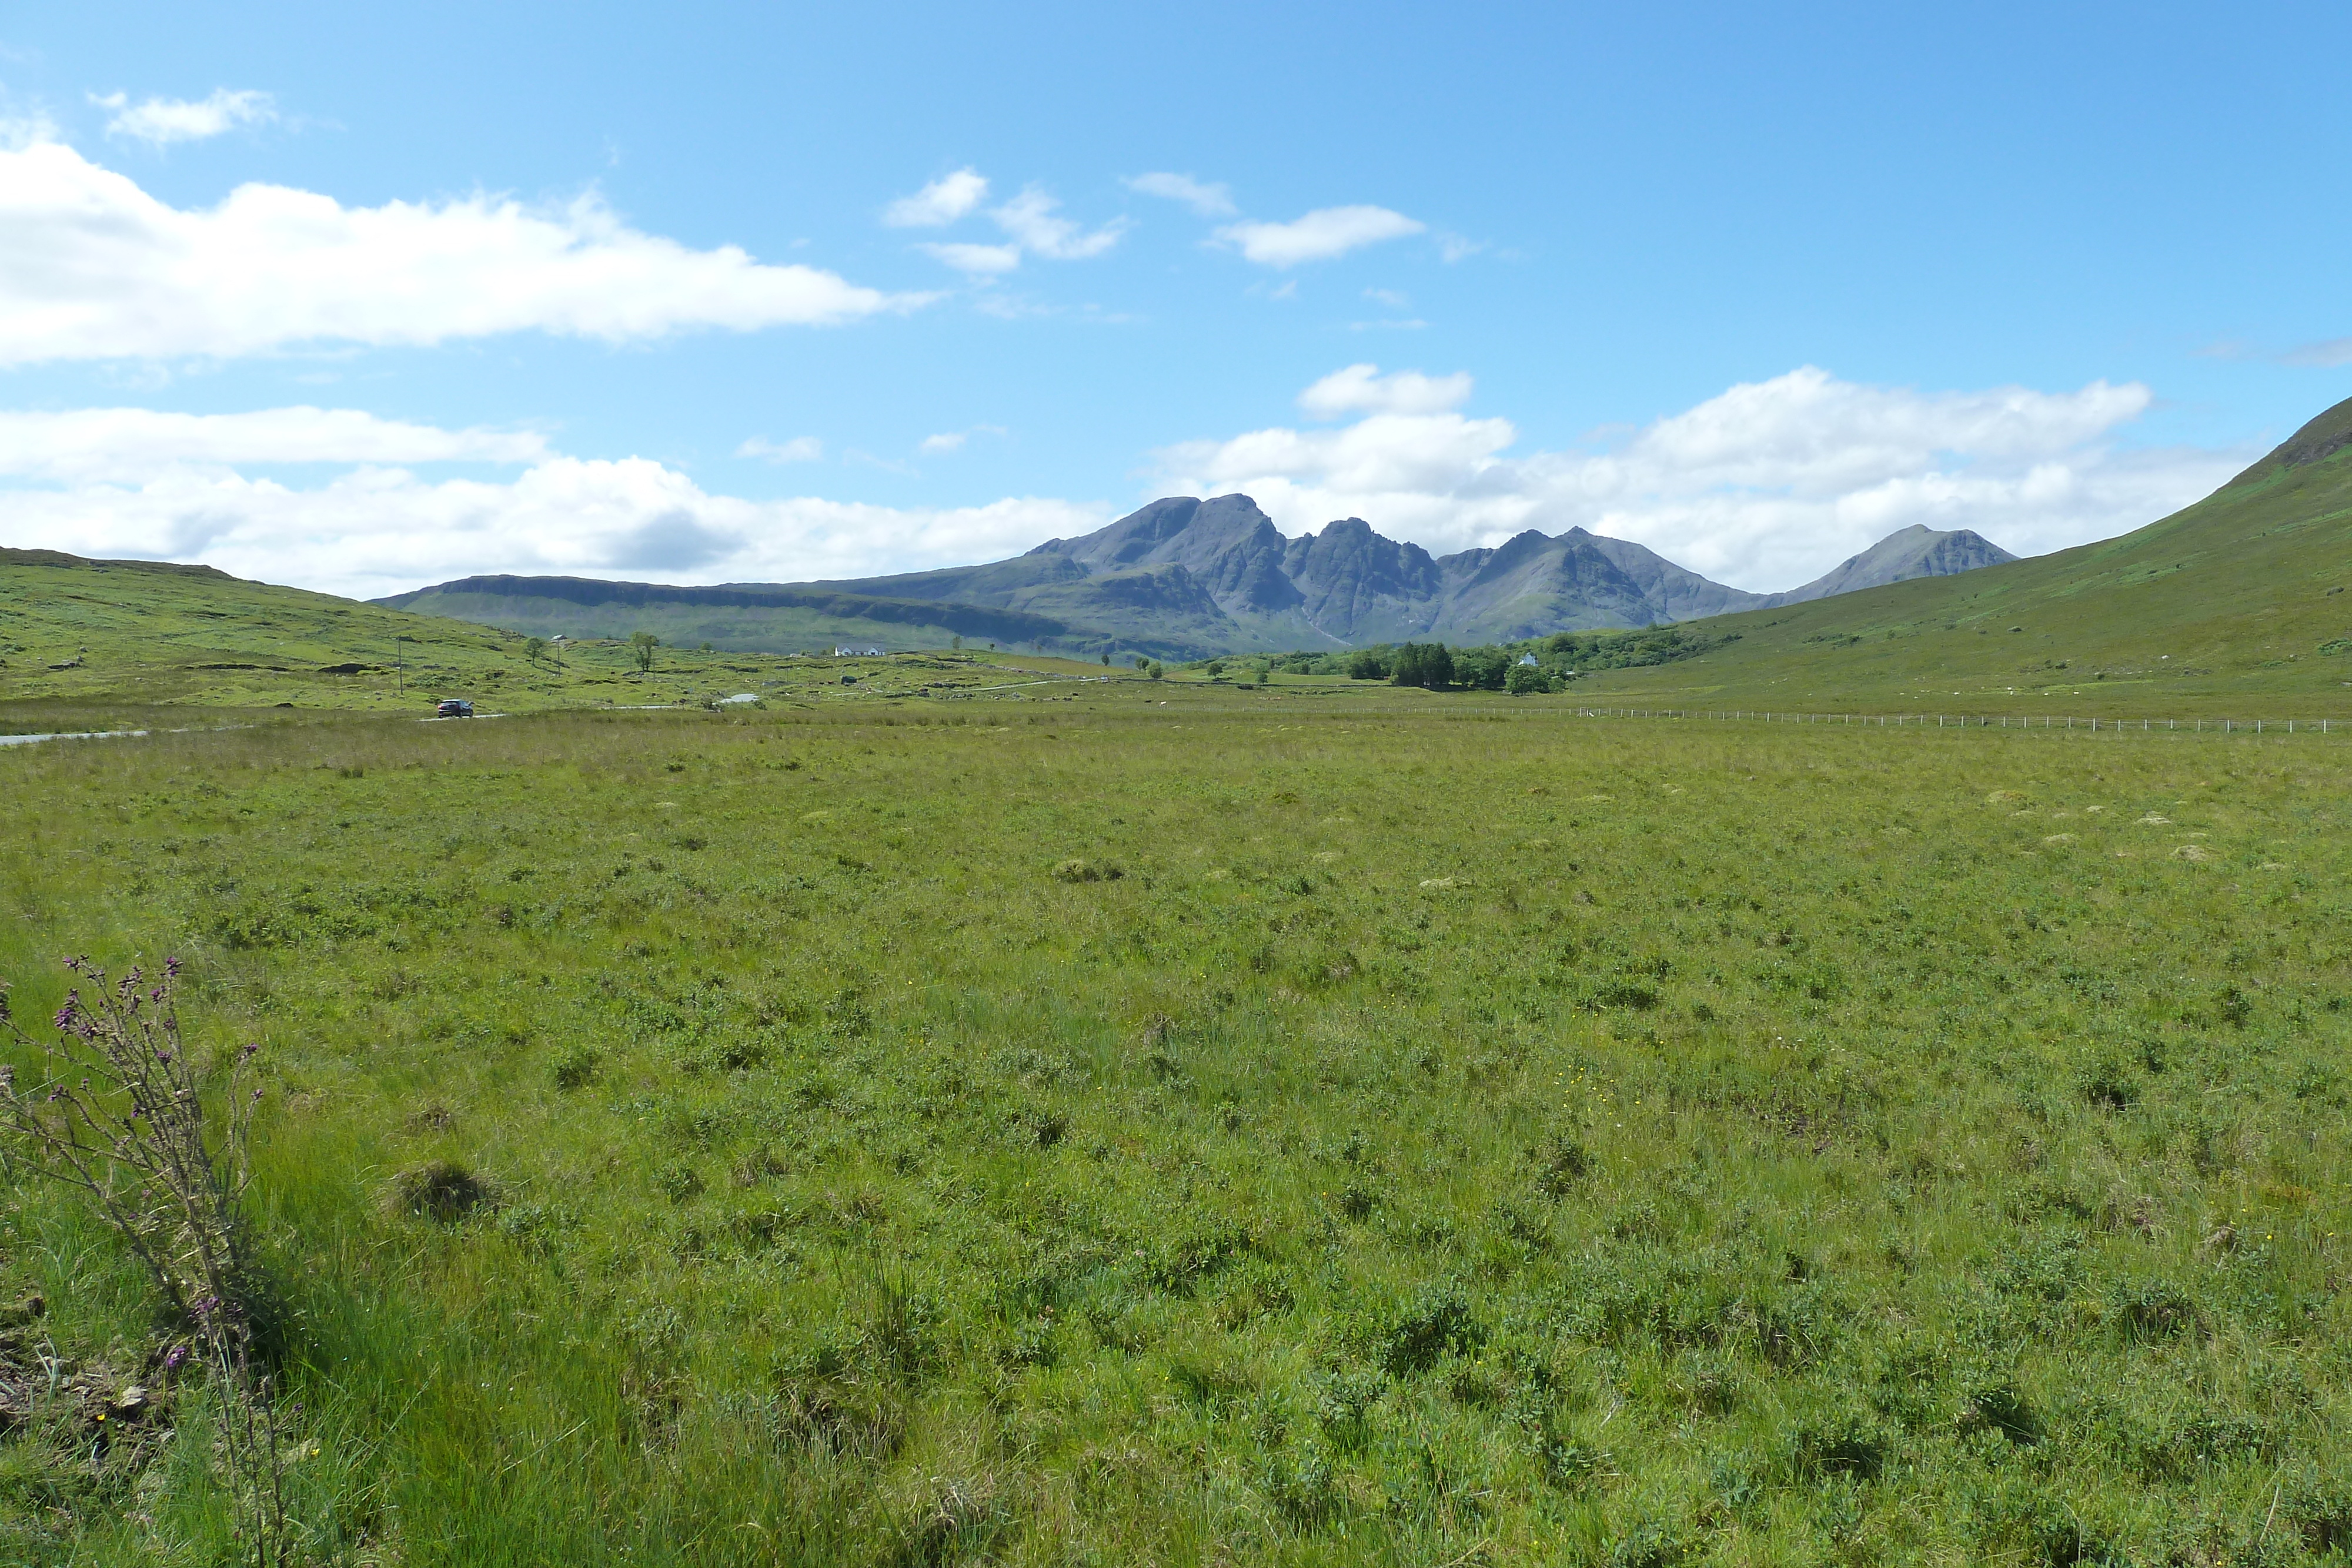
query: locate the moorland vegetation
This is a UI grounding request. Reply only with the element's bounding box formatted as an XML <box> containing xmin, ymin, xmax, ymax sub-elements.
<box><xmin>2</xmin><ymin>688</ymin><xmax>2348</xmax><ymax>1566</ymax></box>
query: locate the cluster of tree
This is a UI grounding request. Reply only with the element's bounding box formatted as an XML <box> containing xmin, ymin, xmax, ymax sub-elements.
<box><xmin>1128</xmin><ymin>654</ymin><xmax>1166</xmax><ymax>680</ymax></box>
<box><xmin>1527</xmin><ymin>626</ymin><xmax>1740</xmax><ymax>671</ymax></box>
<box><xmin>1169</xmin><ymin>624</ymin><xmax>1739</xmax><ymax>694</ymax></box>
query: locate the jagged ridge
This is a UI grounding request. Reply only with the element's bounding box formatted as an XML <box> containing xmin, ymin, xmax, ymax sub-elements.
<box><xmin>382</xmin><ymin>497</ymin><xmax>2017</xmax><ymax>657</ymax></box>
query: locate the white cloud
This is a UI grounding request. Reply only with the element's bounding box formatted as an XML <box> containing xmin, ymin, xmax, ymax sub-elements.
<box><xmin>1361</xmin><ymin>287</ymin><xmax>1410</xmax><ymax>309</ymax></box>
<box><xmin>95</xmin><ymin>88</ymin><xmax>276</xmax><ymax>145</ymax></box>
<box><xmin>0</xmin><ymin>368</ymin><xmax>2250</xmax><ymax>609</ymax></box>
<box><xmin>737</xmin><ymin>435</ymin><xmax>823</xmax><ymax>463</ymax></box>
<box><xmin>1298</xmin><ymin>363</ymin><xmax>1472</xmax><ymax>418</ymax></box>
<box><xmin>916</xmin><ymin>240</ymin><xmax>1023</xmax><ymax>276</ymax></box>
<box><xmin>991</xmin><ymin>188</ymin><xmax>1128</xmax><ymax>260</ymax></box>
<box><xmin>0</xmin><ymin>449</ymin><xmax>1107</xmax><ymax>598</ymax></box>
<box><xmin>0</xmin><ymin>137</ymin><xmax>931</xmax><ymax>365</ymax></box>
<box><xmin>1436</xmin><ymin>233</ymin><xmax>1482</xmax><ymax>263</ymax></box>
<box><xmin>1214</xmin><ymin>205</ymin><xmax>1425</xmax><ymax>267</ymax></box>
<box><xmin>1</xmin><ymin>111</ymin><xmax>59</xmax><ymax>150</ymax></box>
<box><xmin>0</xmin><ymin>406</ymin><xmax>546</xmax><ymax>481</ymax></box>
<box><xmin>883</xmin><ymin>168</ymin><xmax>988</xmax><ymax>227</ymax></box>
<box><xmin>1158</xmin><ymin>365</ymin><xmax>2249</xmax><ymax>590</ymax></box>
<box><xmin>1124</xmin><ymin>171</ymin><xmax>1235</xmax><ymax>218</ymax></box>
<box><xmin>907</xmin><ymin>185</ymin><xmax>1127</xmax><ymax>277</ymax></box>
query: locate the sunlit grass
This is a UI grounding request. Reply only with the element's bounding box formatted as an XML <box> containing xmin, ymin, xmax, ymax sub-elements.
<box><xmin>3</xmin><ymin>693</ymin><xmax>2348</xmax><ymax>1564</ymax></box>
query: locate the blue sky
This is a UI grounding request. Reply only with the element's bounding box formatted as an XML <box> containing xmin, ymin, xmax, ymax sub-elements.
<box><xmin>2</xmin><ymin>0</ymin><xmax>2348</xmax><ymax>597</ymax></box>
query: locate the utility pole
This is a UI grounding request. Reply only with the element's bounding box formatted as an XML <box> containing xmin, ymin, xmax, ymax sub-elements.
<box><xmin>396</xmin><ymin>634</ymin><xmax>407</xmax><ymax>696</ymax></box>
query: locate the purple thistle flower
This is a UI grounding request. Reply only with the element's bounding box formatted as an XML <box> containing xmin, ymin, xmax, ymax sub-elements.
<box><xmin>240</xmin><ymin>1042</ymin><xmax>260</xmax><ymax>1059</ymax></box>
<box><xmin>156</xmin><ymin>1049</ymin><xmax>172</xmax><ymax>1065</ymax></box>
<box><xmin>164</xmin><ymin>957</ymin><xmax>181</xmax><ymax>977</ymax></box>
<box><xmin>63</xmin><ymin>956</ymin><xmax>82</xmax><ymax>973</ymax></box>
<box><xmin>161</xmin><ymin>1345</ymin><xmax>189</xmax><ymax>1371</ymax></box>
<box><xmin>252</xmin><ymin>1088</ymin><xmax>263</xmax><ymax>1101</ymax></box>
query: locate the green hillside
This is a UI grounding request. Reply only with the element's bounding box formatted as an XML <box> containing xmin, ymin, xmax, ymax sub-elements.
<box><xmin>0</xmin><ymin>548</ymin><xmax>1081</xmax><ymax>723</ymax></box>
<box><xmin>1582</xmin><ymin>394</ymin><xmax>2352</xmax><ymax>714</ymax></box>
<box><xmin>376</xmin><ymin>573</ymin><xmax>1220</xmax><ymax>662</ymax></box>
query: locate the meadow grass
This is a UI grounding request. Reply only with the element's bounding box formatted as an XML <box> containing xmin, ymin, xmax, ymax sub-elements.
<box><xmin>2</xmin><ymin>689</ymin><xmax>2348</xmax><ymax>1565</ymax></box>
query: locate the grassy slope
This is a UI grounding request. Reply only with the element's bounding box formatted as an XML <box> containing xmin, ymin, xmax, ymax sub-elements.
<box><xmin>1581</xmin><ymin>397</ymin><xmax>2352</xmax><ymax>715</ymax></box>
<box><xmin>0</xmin><ymin>547</ymin><xmax>1160</xmax><ymax>727</ymax></box>
<box><xmin>376</xmin><ymin>586</ymin><xmax>1180</xmax><ymax>661</ymax></box>
<box><xmin>4</xmin><ymin>692</ymin><xmax>2350</xmax><ymax>1564</ymax></box>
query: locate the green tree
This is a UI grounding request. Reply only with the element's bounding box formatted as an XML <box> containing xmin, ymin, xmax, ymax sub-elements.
<box><xmin>1346</xmin><ymin>647</ymin><xmax>1388</xmax><ymax>680</ymax></box>
<box><xmin>629</xmin><ymin>630</ymin><xmax>659</xmax><ymax>672</ymax></box>
<box><xmin>1505</xmin><ymin>660</ymin><xmax>1548</xmax><ymax>695</ymax></box>
<box><xmin>951</xmin><ymin>634</ymin><xmax>964</xmax><ymax>650</ymax></box>
<box><xmin>1148</xmin><ymin>661</ymin><xmax>1164</xmax><ymax>680</ymax></box>
<box><xmin>1422</xmin><ymin>643</ymin><xmax>1455</xmax><ymax>688</ymax></box>
<box><xmin>1101</xmin><ymin>653</ymin><xmax>1111</xmax><ymax>666</ymax></box>
<box><xmin>1389</xmin><ymin>644</ymin><xmax>1424</xmax><ymax>687</ymax></box>
<box><xmin>1204</xmin><ymin>658</ymin><xmax>1227</xmax><ymax>679</ymax></box>
<box><xmin>524</xmin><ymin>636</ymin><xmax>547</xmax><ymax>667</ymax></box>
<box><xmin>1456</xmin><ymin>646</ymin><xmax>1509</xmax><ymax>690</ymax></box>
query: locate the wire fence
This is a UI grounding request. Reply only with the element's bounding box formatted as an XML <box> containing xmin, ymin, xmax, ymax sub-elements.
<box><xmin>1566</xmin><ymin>707</ymin><xmax>2346</xmax><ymax>737</ymax></box>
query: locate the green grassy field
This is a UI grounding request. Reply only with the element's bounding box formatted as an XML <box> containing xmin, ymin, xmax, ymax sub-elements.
<box><xmin>4</xmin><ymin>687</ymin><xmax>2348</xmax><ymax>1566</ymax></box>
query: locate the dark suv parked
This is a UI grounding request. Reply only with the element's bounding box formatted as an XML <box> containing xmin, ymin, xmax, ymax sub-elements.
<box><xmin>436</xmin><ymin>699</ymin><xmax>475</xmax><ymax>718</ymax></box>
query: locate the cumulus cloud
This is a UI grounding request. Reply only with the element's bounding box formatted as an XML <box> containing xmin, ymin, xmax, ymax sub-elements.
<box><xmin>0</xmin><ymin>406</ymin><xmax>546</xmax><ymax>482</ymax></box>
<box><xmin>1215</xmin><ymin>205</ymin><xmax>1425</xmax><ymax>267</ymax></box>
<box><xmin>0</xmin><ymin>447</ymin><xmax>1107</xmax><ymax>599</ymax></box>
<box><xmin>900</xmin><ymin>180</ymin><xmax>1127</xmax><ymax>277</ymax></box>
<box><xmin>883</xmin><ymin>168</ymin><xmax>988</xmax><ymax>227</ymax></box>
<box><xmin>1158</xmin><ymin>365</ymin><xmax>2249</xmax><ymax>589</ymax></box>
<box><xmin>95</xmin><ymin>88</ymin><xmax>276</xmax><ymax>145</ymax></box>
<box><xmin>737</xmin><ymin>435</ymin><xmax>823</xmax><ymax>463</ymax></box>
<box><xmin>991</xmin><ymin>188</ymin><xmax>1128</xmax><ymax>260</ymax></box>
<box><xmin>1298</xmin><ymin>363</ymin><xmax>1471</xmax><ymax>418</ymax></box>
<box><xmin>0</xmin><ymin>367</ymin><xmax>2250</xmax><ymax>607</ymax></box>
<box><xmin>1124</xmin><ymin>171</ymin><xmax>1235</xmax><ymax>218</ymax></box>
<box><xmin>0</xmin><ymin>138</ymin><xmax>930</xmax><ymax>365</ymax></box>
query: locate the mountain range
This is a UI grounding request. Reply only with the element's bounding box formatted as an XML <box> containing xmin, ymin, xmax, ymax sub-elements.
<box><xmin>380</xmin><ymin>500</ymin><xmax>2013</xmax><ymax>659</ymax></box>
